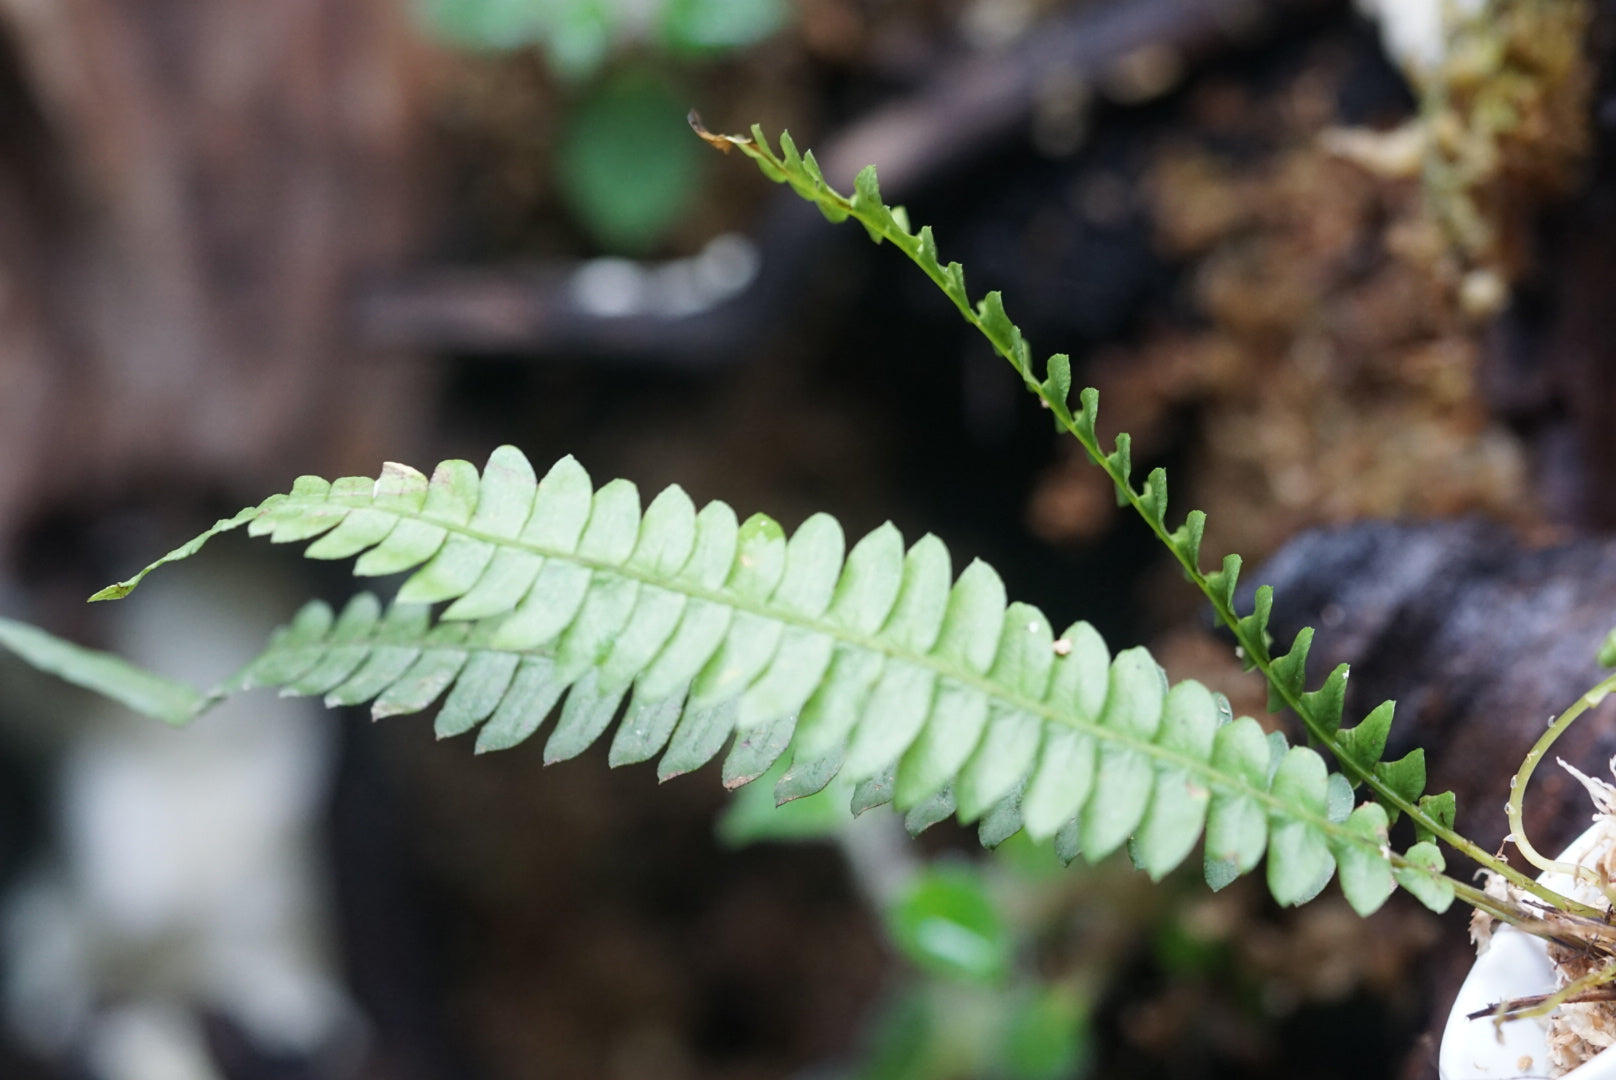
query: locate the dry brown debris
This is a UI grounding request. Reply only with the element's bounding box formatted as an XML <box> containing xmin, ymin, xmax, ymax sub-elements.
<box><xmin>1028</xmin><ymin>43</ymin><xmax>1543</xmax><ymax>583</ymax></box>
<box><xmin>1414</xmin><ymin>0</ymin><xmax>1593</xmax><ymax>306</ymax></box>
<box><xmin>1471</xmin><ymin>764</ymin><xmax>1616</xmax><ymax>1075</ymax></box>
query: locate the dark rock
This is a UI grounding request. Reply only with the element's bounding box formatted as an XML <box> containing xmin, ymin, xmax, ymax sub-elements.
<box><xmin>1247</xmin><ymin>519</ymin><xmax>1616</xmax><ymax>854</ymax></box>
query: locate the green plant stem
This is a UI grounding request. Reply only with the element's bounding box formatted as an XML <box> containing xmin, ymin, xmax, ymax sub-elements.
<box><xmin>1479</xmin><ymin>953</ymin><xmax>1616</xmax><ymax>1027</ymax></box>
<box><xmin>1441</xmin><ymin>873</ymin><xmax>1540</xmax><ymax>931</ymax></box>
<box><xmin>1505</xmin><ymin>672</ymin><xmax>1616</xmax><ymax>901</ymax></box>
<box><xmin>1153</xmin><ymin>515</ymin><xmax>1587</xmax><ymax>915</ymax></box>
<box><xmin>704</xmin><ymin>121</ymin><xmax>1594</xmax><ymax>917</ymax></box>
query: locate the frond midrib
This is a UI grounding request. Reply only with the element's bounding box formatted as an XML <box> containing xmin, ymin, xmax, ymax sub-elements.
<box><xmin>266</xmin><ymin>495</ymin><xmax>1379</xmax><ymax>859</ymax></box>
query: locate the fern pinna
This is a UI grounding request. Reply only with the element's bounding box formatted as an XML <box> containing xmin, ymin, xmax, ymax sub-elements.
<box><xmin>97</xmin><ymin>443</ymin><xmax>1458</xmax><ymax>919</ymax></box>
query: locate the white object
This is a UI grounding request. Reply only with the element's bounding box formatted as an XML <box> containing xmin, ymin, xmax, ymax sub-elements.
<box><xmin>1440</xmin><ymin>822</ymin><xmax>1616</xmax><ymax>1079</ymax></box>
<box><xmin>1</xmin><ymin>556</ymin><xmax>363</xmax><ymax>1079</ymax></box>
<box><xmin>1356</xmin><ymin>0</ymin><xmax>1487</xmax><ymax>78</ymax></box>
<box><xmin>570</xmin><ymin>232</ymin><xmax>759</xmax><ymax>319</ymax></box>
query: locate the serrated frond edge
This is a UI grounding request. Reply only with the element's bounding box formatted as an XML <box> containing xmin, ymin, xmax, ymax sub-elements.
<box><xmin>705</xmin><ymin>123</ymin><xmax>1581</xmax><ymax>914</ymax></box>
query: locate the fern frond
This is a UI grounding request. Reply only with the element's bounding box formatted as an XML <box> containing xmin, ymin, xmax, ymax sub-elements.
<box><xmin>0</xmin><ymin>616</ymin><xmax>208</xmax><ymax>726</ymax></box>
<box><xmin>688</xmin><ymin>119</ymin><xmax>1584</xmax><ymax>913</ymax></box>
<box><xmin>96</xmin><ymin>446</ymin><xmax>1463</xmax><ymax>915</ymax></box>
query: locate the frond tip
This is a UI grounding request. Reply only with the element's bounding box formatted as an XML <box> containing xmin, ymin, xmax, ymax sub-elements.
<box><xmin>95</xmin><ymin>446</ymin><xmax>1445</xmax><ymax>914</ymax></box>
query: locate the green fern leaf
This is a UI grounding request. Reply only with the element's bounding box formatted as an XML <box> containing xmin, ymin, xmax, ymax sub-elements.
<box><xmin>1332</xmin><ymin>802</ymin><xmax>1397</xmax><ymax>916</ymax></box>
<box><xmin>850</xmin><ymin>166</ymin><xmax>894</xmax><ymax>243</ymax></box>
<box><xmin>687</xmin><ymin>513</ymin><xmax>787</xmax><ymax>707</ymax></box>
<box><xmin>1078</xmin><ymin>648</ymin><xmax>1164</xmax><ymax>861</ymax></box>
<box><xmin>1130</xmin><ymin>681</ymin><xmax>1219</xmax><ymax>880</ymax></box>
<box><xmin>953</xmin><ymin>604</ymin><xmax>1053</xmax><ymax>820</ymax></box>
<box><xmin>443</xmin><ymin>455</ymin><xmax>587</xmax><ymax>620</ymax></box>
<box><xmin>975</xmin><ymin>292</ymin><xmax>1031</xmax><ymax>377</ymax></box>
<box><xmin>1266</xmin><ymin>748</ymin><xmax>1334</xmax><ymax>906</ymax></box>
<box><xmin>958</xmin><ymin>706</ymin><xmax>1043</xmax><ymax>824</ymax></box>
<box><xmin>1235</xmin><ymin>585</ymin><xmax>1274</xmax><ymax>668</ymax></box>
<box><xmin>905</xmin><ymin>787</ymin><xmax>956</xmax><ymax>835</ymax></box>
<box><xmin>1073</xmin><ymin>387</ymin><xmax>1100</xmax><ymax>446</ymax></box>
<box><xmin>1374</xmin><ymin>749</ymin><xmax>1428</xmax><ymax>809</ymax></box>
<box><xmin>325</xmin><ymin>603</ymin><xmax>435</xmax><ymax>707</ymax></box>
<box><xmin>1394</xmin><ymin>842</ymin><xmax>1455</xmax><ymax>913</ymax></box>
<box><xmin>1138</xmin><ymin>468</ymin><xmax>1167</xmax><ymax>530</ymax></box>
<box><xmin>1020</xmin><ymin>622</ymin><xmax>1108</xmax><ymax>839</ymax></box>
<box><xmin>1021</xmin><ymin>728</ymin><xmax>1096</xmax><ymax>843</ymax></box>
<box><xmin>775</xmin><ymin>746</ymin><xmax>845</xmax><ymax>804</ymax></box>
<box><xmin>1106</xmin><ymin>434</ymin><xmax>1133</xmax><ymax>507</ymax></box>
<box><xmin>1041</xmin><ymin>354</ymin><xmax>1072</xmax><ymax>418</ymax></box>
<box><xmin>1169</xmin><ymin>510</ymin><xmax>1206</xmax><ymax>575</ymax></box>
<box><xmin>1203</xmin><ymin>553</ymin><xmax>1241</xmax><ymax>616</ymax></box>
<box><xmin>373</xmin><ymin>622</ymin><xmax>474</xmax><ymax>718</ymax></box>
<box><xmin>97</xmin><ymin>446</ymin><xmax>1454</xmax><ymax>913</ymax></box>
<box><xmin>895</xmin><ymin>677</ymin><xmax>989</xmax><ymax>807</ymax></box>
<box><xmin>1300</xmin><ymin>663</ymin><xmax>1349</xmax><ymax>739</ymax></box>
<box><xmin>545</xmin><ymin>671</ymin><xmax>627</xmax><ymax>764</ymax></box>
<box><xmin>608</xmin><ymin>687</ymin><xmax>685</xmax><ymax>765</ymax></box>
<box><xmin>1267</xmin><ymin>627</ymin><xmax>1313</xmax><ymax>712</ymax></box>
<box><xmin>227</xmin><ymin>600</ymin><xmax>338</xmax><ymax>690</ymax></box>
<box><xmin>978</xmin><ymin>783</ymin><xmax>1027</xmax><ymax>849</ymax></box>
<box><xmin>1417</xmin><ymin>790</ymin><xmax>1457</xmax><ymax>842</ymax></box>
<box><xmin>1202</xmin><ymin>716</ymin><xmax>1272</xmax><ymax>889</ymax></box>
<box><xmin>845</xmin><ymin>660</ymin><xmax>934</xmax><ymax>784</ymax></box>
<box><xmin>1336</xmin><ymin>699</ymin><xmax>1394</xmax><ymax>774</ymax></box>
<box><xmin>722</xmin><ymin>713</ymin><xmax>796</xmax><ymax>789</ymax></box>
<box><xmin>851</xmin><ymin>768</ymin><xmax>896</xmax><ymax>816</ymax></box>
<box><xmin>0</xmin><ymin>617</ymin><xmax>207</xmax><ymax>726</ymax></box>
<box><xmin>476</xmin><ymin>656</ymin><xmax>567</xmax><ymax>752</ymax></box>
<box><xmin>632</xmin><ymin>501</ymin><xmax>739</xmax><ymax>699</ymax></box>
<box><xmin>658</xmin><ymin>698</ymin><xmax>737</xmax><ymax>780</ymax></box>
<box><xmin>435</xmin><ymin>648</ymin><xmax>519</xmax><ymax>738</ymax></box>
<box><xmin>283</xmin><ymin>592</ymin><xmax>383</xmax><ymax>696</ymax></box>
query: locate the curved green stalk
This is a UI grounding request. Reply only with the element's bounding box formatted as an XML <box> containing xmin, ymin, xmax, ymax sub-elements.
<box><xmin>697</xmin><ymin>118</ymin><xmax>1591</xmax><ymax>917</ymax></box>
<box><xmin>1505</xmin><ymin>671</ymin><xmax>1616</xmax><ymax>902</ymax></box>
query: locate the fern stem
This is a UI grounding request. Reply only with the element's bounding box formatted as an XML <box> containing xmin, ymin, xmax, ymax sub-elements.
<box><xmin>1504</xmin><ymin>671</ymin><xmax>1616</xmax><ymax>901</ymax></box>
<box><xmin>705</xmin><ymin>121</ymin><xmax>1594</xmax><ymax>917</ymax></box>
<box><xmin>1238</xmin><ymin>633</ymin><xmax>1589</xmax><ymax>913</ymax></box>
<box><xmin>1095</xmin><ymin>454</ymin><xmax>1589</xmax><ymax>915</ymax></box>
<box><xmin>1439</xmin><ymin>871</ymin><xmax>1542</xmax><ymax>932</ymax></box>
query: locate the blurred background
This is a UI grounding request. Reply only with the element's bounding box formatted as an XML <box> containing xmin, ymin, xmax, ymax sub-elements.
<box><xmin>0</xmin><ymin>0</ymin><xmax>1612</xmax><ymax>1078</ymax></box>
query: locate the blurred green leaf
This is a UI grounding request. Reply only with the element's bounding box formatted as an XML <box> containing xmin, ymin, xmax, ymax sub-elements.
<box><xmin>886</xmin><ymin>864</ymin><xmax>1012</xmax><ymax>984</ymax></box>
<box><xmin>856</xmin><ymin>989</ymin><xmax>938</xmax><ymax>1080</ymax></box>
<box><xmin>1001</xmin><ymin>987</ymin><xmax>1090</xmax><ymax>1080</ymax></box>
<box><xmin>659</xmin><ymin>0</ymin><xmax>788</xmax><ymax>52</ymax></box>
<box><xmin>1152</xmin><ymin>913</ymin><xmax>1226</xmax><ymax>977</ymax></box>
<box><xmin>556</xmin><ymin>69</ymin><xmax>707</xmax><ymax>252</ymax></box>
<box><xmin>717</xmin><ymin>757</ymin><xmax>853</xmax><ymax>845</ymax></box>
<box><xmin>985</xmin><ymin>828</ymin><xmax>1065</xmax><ymax>881</ymax></box>
<box><xmin>418</xmin><ymin>0</ymin><xmax>612</xmax><ymax>77</ymax></box>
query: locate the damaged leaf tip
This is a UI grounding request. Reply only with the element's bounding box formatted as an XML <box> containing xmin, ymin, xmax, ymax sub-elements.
<box><xmin>689</xmin><ymin>110</ymin><xmax>748</xmax><ymax>153</ymax></box>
